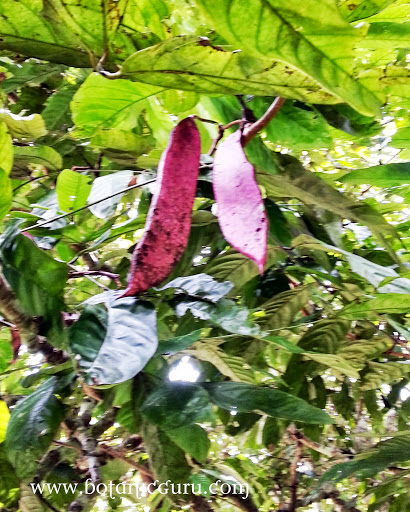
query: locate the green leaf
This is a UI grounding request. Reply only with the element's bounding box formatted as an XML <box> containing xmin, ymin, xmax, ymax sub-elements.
<box><xmin>361</xmin><ymin>362</ymin><xmax>410</xmax><ymax>391</ymax></box>
<box><xmin>251</xmin><ymin>99</ymin><xmax>332</xmax><ymax>150</ymax></box>
<box><xmin>303</xmin><ymin>353</ymin><xmax>360</xmax><ymax>379</ymax></box>
<box><xmin>175</xmin><ymin>297</ymin><xmax>259</xmax><ymax>336</ymax></box>
<box><xmin>160</xmin><ymin>273</ymin><xmax>233</xmax><ymax>301</ymax></box>
<box><xmin>0</xmin><ymin>169</ymin><xmax>12</xmax><ymax>221</ymax></box>
<box><xmin>340</xmin><ymin>162</ymin><xmax>410</xmax><ymax>186</ymax></box>
<box><xmin>141</xmin><ymin>383</ymin><xmax>213</xmax><ymax>430</ymax></box>
<box><xmin>0</xmin><ymin>111</ymin><xmax>46</xmax><ymax>140</ymax></box>
<box><xmin>339</xmin><ymin>294</ymin><xmax>410</xmax><ymax>319</ymax></box>
<box><xmin>86</xmin><ymin>295</ymin><xmax>158</xmax><ymax>385</ymax></box>
<box><xmin>42</xmin><ymin>83</ymin><xmax>78</xmax><ymax>130</ymax></box>
<box><xmin>259</xmin><ymin>154</ymin><xmax>395</xmax><ymax>237</ymax></box>
<box><xmin>259</xmin><ymin>286</ymin><xmax>312</xmax><ymax>330</ymax></box>
<box><xmin>361</xmin><ymin>22</ymin><xmax>410</xmax><ymax>49</ymax></box>
<box><xmin>0</xmin><ymin>122</ymin><xmax>13</xmax><ymax>175</ymax></box>
<box><xmin>157</xmin><ymin>330</ymin><xmax>202</xmax><ymax>355</ymax></box>
<box><xmin>87</xmin><ymin>171</ymin><xmax>133</xmax><ymax>219</ymax></box>
<box><xmin>338</xmin><ymin>0</ymin><xmax>395</xmax><ymax>22</ymax></box>
<box><xmin>68</xmin><ymin>305</ymin><xmax>108</xmax><ymax>369</ymax></box>
<box><xmin>121</xmin><ymin>36</ymin><xmax>345</xmax><ymax>105</ymax></box>
<box><xmin>205</xmin><ymin>247</ymin><xmax>285</xmax><ymax>294</ymax></box>
<box><xmin>0</xmin><ymin>229</ymin><xmax>68</xmax><ymax>317</ymax></box>
<box><xmin>195</xmin><ymin>0</ymin><xmax>381</xmax><ymax>116</ymax></box>
<box><xmin>204</xmin><ymin>382</ymin><xmax>331</xmax><ymax>424</ymax></box>
<box><xmin>13</xmin><ymin>146</ymin><xmax>63</xmax><ymax>176</ymax></box>
<box><xmin>5</xmin><ymin>377</ymin><xmax>65</xmax><ymax>479</ymax></box>
<box><xmin>90</xmin><ymin>129</ymin><xmax>153</xmax><ymax>164</ymax></box>
<box><xmin>188</xmin><ymin>343</ymin><xmax>255</xmax><ymax>383</ymax></box>
<box><xmin>166</xmin><ymin>425</ymin><xmax>210</xmax><ymax>463</ymax></box>
<box><xmin>71</xmin><ymin>73</ymin><xmax>163</xmax><ymax>137</ymax></box>
<box><xmin>318</xmin><ymin>433</ymin><xmax>410</xmax><ymax>485</ymax></box>
<box><xmin>141</xmin><ymin>421</ymin><xmax>192</xmax><ymax>486</ymax></box>
<box><xmin>56</xmin><ymin>169</ymin><xmax>92</xmax><ymax>212</ymax></box>
<box><xmin>0</xmin><ymin>445</ymin><xmax>19</xmax><ymax>502</ymax></box>
<box><xmin>391</xmin><ymin>128</ymin><xmax>410</xmax><ymax>150</ymax></box>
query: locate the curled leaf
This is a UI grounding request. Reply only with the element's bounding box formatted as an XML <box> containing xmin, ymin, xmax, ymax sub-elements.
<box><xmin>213</xmin><ymin>130</ymin><xmax>268</xmax><ymax>273</ymax></box>
<box><xmin>124</xmin><ymin>117</ymin><xmax>201</xmax><ymax>296</ymax></box>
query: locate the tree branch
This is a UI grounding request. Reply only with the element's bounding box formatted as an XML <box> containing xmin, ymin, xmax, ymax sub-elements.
<box><xmin>242</xmin><ymin>96</ymin><xmax>286</xmax><ymax>146</ymax></box>
<box><xmin>0</xmin><ymin>270</ymin><xmax>68</xmax><ymax>363</ymax></box>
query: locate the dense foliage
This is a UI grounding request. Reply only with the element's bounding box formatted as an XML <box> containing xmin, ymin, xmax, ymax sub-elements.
<box><xmin>0</xmin><ymin>1</ymin><xmax>410</xmax><ymax>511</ymax></box>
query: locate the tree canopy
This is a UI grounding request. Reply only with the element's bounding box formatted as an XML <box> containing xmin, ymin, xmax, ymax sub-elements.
<box><xmin>1</xmin><ymin>1</ymin><xmax>410</xmax><ymax>511</ymax></box>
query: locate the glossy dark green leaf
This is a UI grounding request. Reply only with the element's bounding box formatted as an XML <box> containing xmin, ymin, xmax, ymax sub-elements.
<box><xmin>68</xmin><ymin>305</ymin><xmax>108</xmax><ymax>369</ymax></box>
<box><xmin>86</xmin><ymin>295</ymin><xmax>158</xmax><ymax>385</ymax></box>
<box><xmin>157</xmin><ymin>330</ymin><xmax>202</xmax><ymax>355</ymax></box>
<box><xmin>160</xmin><ymin>273</ymin><xmax>233</xmax><ymax>301</ymax></box>
<box><xmin>141</xmin><ymin>383</ymin><xmax>213</xmax><ymax>430</ymax></box>
<box><xmin>204</xmin><ymin>382</ymin><xmax>331</xmax><ymax>424</ymax></box>
<box><xmin>5</xmin><ymin>377</ymin><xmax>65</xmax><ymax>479</ymax></box>
<box><xmin>0</xmin><ymin>228</ymin><xmax>67</xmax><ymax>316</ymax></box>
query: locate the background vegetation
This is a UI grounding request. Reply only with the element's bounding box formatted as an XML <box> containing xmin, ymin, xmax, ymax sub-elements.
<box><xmin>0</xmin><ymin>0</ymin><xmax>410</xmax><ymax>510</ymax></box>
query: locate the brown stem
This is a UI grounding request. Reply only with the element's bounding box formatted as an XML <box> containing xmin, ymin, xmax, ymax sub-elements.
<box><xmin>242</xmin><ymin>96</ymin><xmax>286</xmax><ymax>146</ymax></box>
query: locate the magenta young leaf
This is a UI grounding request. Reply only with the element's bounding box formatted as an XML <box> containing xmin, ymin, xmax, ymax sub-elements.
<box><xmin>213</xmin><ymin>130</ymin><xmax>268</xmax><ymax>274</ymax></box>
<box><xmin>123</xmin><ymin>117</ymin><xmax>201</xmax><ymax>296</ymax></box>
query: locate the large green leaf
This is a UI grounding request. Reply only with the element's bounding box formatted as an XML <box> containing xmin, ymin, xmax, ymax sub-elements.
<box><xmin>56</xmin><ymin>169</ymin><xmax>92</xmax><ymax>212</ymax></box>
<box><xmin>195</xmin><ymin>0</ymin><xmax>381</xmax><ymax>115</ymax></box>
<box><xmin>204</xmin><ymin>382</ymin><xmax>331</xmax><ymax>424</ymax></box>
<box><xmin>5</xmin><ymin>377</ymin><xmax>65</xmax><ymax>479</ymax></box>
<box><xmin>121</xmin><ymin>36</ymin><xmax>344</xmax><ymax>105</ymax></box>
<box><xmin>71</xmin><ymin>73</ymin><xmax>163</xmax><ymax>137</ymax></box>
<box><xmin>141</xmin><ymin>383</ymin><xmax>213</xmax><ymax>430</ymax></box>
<box><xmin>340</xmin><ymin>162</ymin><xmax>410</xmax><ymax>186</ymax></box>
<box><xmin>85</xmin><ymin>294</ymin><xmax>158</xmax><ymax>385</ymax></box>
<box><xmin>338</xmin><ymin>0</ymin><xmax>395</xmax><ymax>22</ymax></box>
<box><xmin>259</xmin><ymin>154</ymin><xmax>395</xmax><ymax>237</ymax></box>
<box><xmin>0</xmin><ymin>111</ymin><xmax>46</xmax><ymax>140</ymax></box>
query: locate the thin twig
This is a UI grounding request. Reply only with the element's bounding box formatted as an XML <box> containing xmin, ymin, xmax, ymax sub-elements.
<box><xmin>22</xmin><ymin>178</ymin><xmax>156</xmax><ymax>233</ymax></box>
<box><xmin>288</xmin><ymin>426</ymin><xmax>303</xmax><ymax>512</ymax></box>
<box><xmin>242</xmin><ymin>96</ymin><xmax>286</xmax><ymax>146</ymax></box>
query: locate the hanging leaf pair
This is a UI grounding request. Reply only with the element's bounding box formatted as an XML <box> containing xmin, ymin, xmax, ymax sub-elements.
<box><xmin>124</xmin><ymin>118</ymin><xmax>267</xmax><ymax>296</ymax></box>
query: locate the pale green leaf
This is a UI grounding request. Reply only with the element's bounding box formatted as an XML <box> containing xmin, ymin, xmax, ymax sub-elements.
<box><xmin>361</xmin><ymin>22</ymin><xmax>410</xmax><ymax>49</ymax></box>
<box><xmin>13</xmin><ymin>146</ymin><xmax>63</xmax><ymax>175</ymax></box>
<box><xmin>340</xmin><ymin>162</ymin><xmax>410</xmax><ymax>186</ymax></box>
<box><xmin>0</xmin><ymin>111</ymin><xmax>46</xmax><ymax>140</ymax></box>
<box><xmin>56</xmin><ymin>169</ymin><xmax>92</xmax><ymax>212</ymax></box>
<box><xmin>71</xmin><ymin>73</ymin><xmax>163</xmax><ymax>137</ymax></box>
<box><xmin>338</xmin><ymin>0</ymin><xmax>395</xmax><ymax>22</ymax></box>
<box><xmin>339</xmin><ymin>294</ymin><xmax>410</xmax><ymax>319</ymax></box>
<box><xmin>195</xmin><ymin>0</ymin><xmax>381</xmax><ymax>115</ymax></box>
<box><xmin>121</xmin><ymin>36</ymin><xmax>347</xmax><ymax>105</ymax></box>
